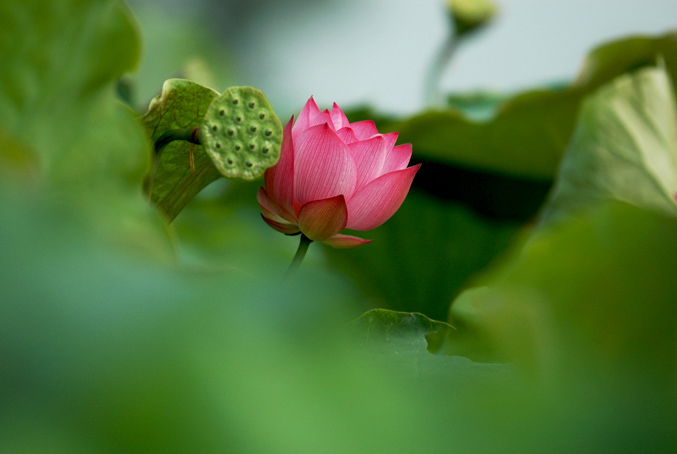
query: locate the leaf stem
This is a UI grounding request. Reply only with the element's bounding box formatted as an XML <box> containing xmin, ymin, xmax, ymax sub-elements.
<box><xmin>284</xmin><ymin>234</ymin><xmax>313</xmax><ymax>281</ymax></box>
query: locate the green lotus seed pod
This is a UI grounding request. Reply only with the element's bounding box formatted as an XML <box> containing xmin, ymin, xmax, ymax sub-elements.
<box><xmin>200</xmin><ymin>87</ymin><xmax>282</xmax><ymax>180</ymax></box>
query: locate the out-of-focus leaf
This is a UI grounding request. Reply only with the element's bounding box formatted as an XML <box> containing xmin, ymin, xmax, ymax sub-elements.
<box><xmin>447</xmin><ymin>66</ymin><xmax>677</xmax><ymax>375</ymax></box>
<box><xmin>379</xmin><ymin>32</ymin><xmax>677</xmax><ymax>181</ymax></box>
<box><xmin>442</xmin><ymin>66</ymin><xmax>677</xmax><ymax>445</ymax></box>
<box><xmin>577</xmin><ymin>32</ymin><xmax>677</xmax><ymax>95</ymax></box>
<box><xmin>354</xmin><ymin>308</ymin><xmax>453</xmax><ymax>353</ymax></box>
<box><xmin>0</xmin><ymin>1</ymin><xmax>139</xmax><ymax>125</ymax></box>
<box><xmin>445</xmin><ymin>202</ymin><xmax>677</xmax><ymax>451</ymax></box>
<box><xmin>392</xmin><ymin>89</ymin><xmax>579</xmax><ymax>179</ymax></box>
<box><xmin>0</xmin><ymin>130</ymin><xmax>39</xmax><ymax>184</ymax></box>
<box><xmin>141</xmin><ymin>78</ymin><xmax>221</xmax><ymax>221</ymax></box>
<box><xmin>0</xmin><ymin>0</ymin><xmax>172</xmax><ymax>258</ymax></box>
<box><xmin>447</xmin><ymin>0</ymin><xmax>498</xmax><ymax>37</ymax></box>
<box><xmin>540</xmin><ymin>66</ymin><xmax>677</xmax><ymax>225</ymax></box>
<box><xmin>352</xmin><ymin>308</ymin><xmax>508</xmax><ymax>384</ymax></box>
<box><xmin>446</xmin><ymin>90</ymin><xmax>509</xmax><ymax>121</ymax></box>
<box><xmin>324</xmin><ymin>189</ymin><xmax>521</xmax><ymax>320</ymax></box>
<box><xmin>0</xmin><ymin>0</ymin><xmax>138</xmax><ymax>156</ymax></box>
<box><xmin>447</xmin><ymin>203</ymin><xmax>677</xmax><ymax>381</ymax></box>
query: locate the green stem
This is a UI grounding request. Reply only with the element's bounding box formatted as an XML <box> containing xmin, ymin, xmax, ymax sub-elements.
<box><xmin>284</xmin><ymin>234</ymin><xmax>312</xmax><ymax>281</ymax></box>
<box><xmin>424</xmin><ymin>31</ymin><xmax>459</xmax><ymax>107</ymax></box>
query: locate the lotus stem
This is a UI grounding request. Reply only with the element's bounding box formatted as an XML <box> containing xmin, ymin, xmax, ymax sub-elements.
<box><xmin>284</xmin><ymin>234</ymin><xmax>313</xmax><ymax>281</ymax></box>
<box><xmin>424</xmin><ymin>31</ymin><xmax>458</xmax><ymax>107</ymax></box>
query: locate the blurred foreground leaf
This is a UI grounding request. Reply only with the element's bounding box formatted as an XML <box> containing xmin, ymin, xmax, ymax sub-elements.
<box><xmin>0</xmin><ymin>180</ymin><xmax>435</xmax><ymax>453</ymax></box>
<box><xmin>447</xmin><ymin>203</ymin><xmax>677</xmax><ymax>380</ymax></box>
<box><xmin>446</xmin><ymin>202</ymin><xmax>677</xmax><ymax>451</ymax></box>
<box><xmin>0</xmin><ymin>0</ymin><xmax>171</xmax><ymax>257</ymax></box>
<box><xmin>352</xmin><ymin>308</ymin><xmax>509</xmax><ymax>384</ymax></box>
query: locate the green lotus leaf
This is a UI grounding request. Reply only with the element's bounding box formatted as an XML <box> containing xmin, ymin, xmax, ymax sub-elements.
<box><xmin>540</xmin><ymin>65</ymin><xmax>677</xmax><ymax>226</ymax></box>
<box><xmin>141</xmin><ymin>78</ymin><xmax>221</xmax><ymax>221</ymax></box>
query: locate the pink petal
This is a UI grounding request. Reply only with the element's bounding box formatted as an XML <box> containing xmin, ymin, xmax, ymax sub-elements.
<box><xmin>293</xmin><ymin>97</ymin><xmax>320</xmax><ymax>141</ymax></box>
<box><xmin>349</xmin><ymin>136</ymin><xmax>388</xmax><ymax>192</ymax></box>
<box><xmin>381</xmin><ymin>132</ymin><xmax>398</xmax><ymax>151</ymax></box>
<box><xmin>330</xmin><ymin>103</ymin><xmax>350</xmax><ymax>129</ymax></box>
<box><xmin>336</xmin><ymin>127</ymin><xmax>358</xmax><ymax>144</ymax></box>
<box><xmin>257</xmin><ymin>187</ymin><xmax>283</xmax><ymax>222</ymax></box>
<box><xmin>350</xmin><ymin>120</ymin><xmax>379</xmax><ymax>140</ymax></box>
<box><xmin>257</xmin><ymin>187</ymin><xmax>297</xmax><ymax>224</ymax></box>
<box><xmin>322</xmin><ymin>234</ymin><xmax>373</xmax><ymax>249</ymax></box>
<box><xmin>261</xmin><ymin>214</ymin><xmax>300</xmax><ymax>235</ymax></box>
<box><xmin>264</xmin><ymin>116</ymin><xmax>296</xmax><ymax>215</ymax></box>
<box><xmin>380</xmin><ymin>143</ymin><xmax>413</xmax><ymax>175</ymax></box>
<box><xmin>294</xmin><ymin>123</ymin><xmax>358</xmax><ymax>205</ymax></box>
<box><xmin>310</xmin><ymin>108</ymin><xmax>335</xmax><ymax>130</ymax></box>
<box><xmin>298</xmin><ymin>195</ymin><xmax>348</xmax><ymax>241</ymax></box>
<box><xmin>346</xmin><ymin>164</ymin><xmax>421</xmax><ymax>231</ymax></box>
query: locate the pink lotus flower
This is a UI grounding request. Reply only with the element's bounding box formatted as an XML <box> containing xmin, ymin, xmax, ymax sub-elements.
<box><xmin>257</xmin><ymin>97</ymin><xmax>420</xmax><ymax>248</ymax></box>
